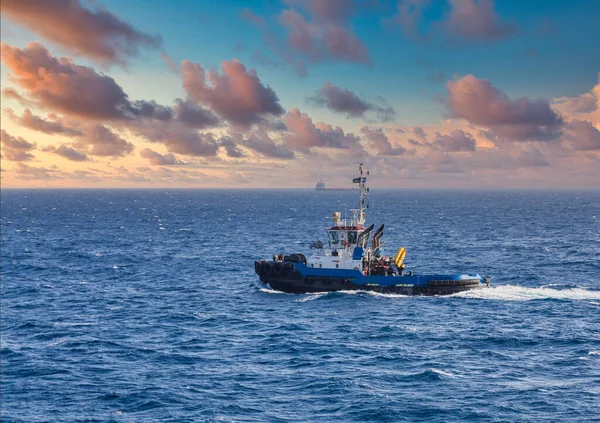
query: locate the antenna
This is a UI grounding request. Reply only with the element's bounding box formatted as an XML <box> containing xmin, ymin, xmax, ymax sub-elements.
<box><xmin>357</xmin><ymin>163</ymin><xmax>368</xmax><ymax>225</ymax></box>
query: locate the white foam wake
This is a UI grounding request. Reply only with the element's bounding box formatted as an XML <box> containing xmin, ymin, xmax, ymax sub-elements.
<box><xmin>259</xmin><ymin>285</ymin><xmax>600</xmax><ymax>302</ymax></box>
<box><xmin>453</xmin><ymin>285</ymin><xmax>600</xmax><ymax>301</ymax></box>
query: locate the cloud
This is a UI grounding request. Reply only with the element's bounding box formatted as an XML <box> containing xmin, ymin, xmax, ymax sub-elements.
<box><xmin>278</xmin><ymin>7</ymin><xmax>370</xmax><ymax>65</ymax></box>
<box><xmin>1</xmin><ymin>42</ymin><xmax>138</xmax><ymax>119</ymax></box>
<box><xmin>5</xmin><ymin>108</ymin><xmax>83</xmax><ymax>136</ymax></box>
<box><xmin>515</xmin><ymin>147</ymin><xmax>548</xmax><ymax>167</ymax></box>
<box><xmin>140</xmin><ymin>148</ymin><xmax>186</xmax><ymax>165</ymax></box>
<box><xmin>43</xmin><ymin>145</ymin><xmax>89</xmax><ymax>162</ymax></box>
<box><xmin>240</xmin><ymin>8</ymin><xmax>267</xmax><ymax>29</ymax></box>
<box><xmin>388</xmin><ymin>0</ymin><xmax>516</xmax><ymax>42</ymax></box>
<box><xmin>219</xmin><ymin>136</ymin><xmax>247</xmax><ymax>158</ymax></box>
<box><xmin>161</xmin><ymin>53</ymin><xmax>180</xmax><ymax>74</ymax></box>
<box><xmin>74</xmin><ymin>125</ymin><xmax>134</xmax><ymax>157</ymax></box>
<box><xmin>244</xmin><ymin>1</ymin><xmax>370</xmax><ymax>75</ymax></box>
<box><xmin>129</xmin><ymin>117</ymin><xmax>220</xmax><ymax>157</ymax></box>
<box><xmin>446</xmin><ymin>75</ymin><xmax>564</xmax><ymax>141</ymax></box>
<box><xmin>434</xmin><ymin>129</ymin><xmax>476</xmax><ymax>151</ymax></box>
<box><xmin>387</xmin><ymin>0</ymin><xmax>432</xmax><ymax>40</ymax></box>
<box><xmin>1</xmin><ymin>87</ymin><xmax>35</xmax><ymax>106</ymax></box>
<box><xmin>284</xmin><ymin>108</ymin><xmax>361</xmax><ymax>150</ymax></box>
<box><xmin>172</xmin><ymin>99</ymin><xmax>220</xmax><ymax>129</ymax></box>
<box><xmin>164</xmin><ymin>132</ymin><xmax>220</xmax><ymax>157</ymax></box>
<box><xmin>360</xmin><ymin>126</ymin><xmax>406</xmax><ymax>156</ymax></box>
<box><xmin>309</xmin><ymin>82</ymin><xmax>396</xmax><ymax>122</ymax></box>
<box><xmin>413</xmin><ymin>127</ymin><xmax>427</xmax><ymax>140</ymax></box>
<box><xmin>1</xmin><ymin>130</ymin><xmax>36</xmax><ymax>161</ymax></box>
<box><xmin>0</xmin><ymin>0</ymin><xmax>161</xmax><ymax>65</ymax></box>
<box><xmin>12</xmin><ymin>163</ymin><xmax>61</xmax><ymax>180</ymax></box>
<box><xmin>181</xmin><ymin>59</ymin><xmax>284</xmax><ymax>126</ymax></box>
<box><xmin>427</xmin><ymin>152</ymin><xmax>463</xmax><ymax>173</ymax></box>
<box><xmin>565</xmin><ymin>120</ymin><xmax>600</xmax><ymax>151</ymax></box>
<box><xmin>553</xmin><ymin>73</ymin><xmax>599</xmax><ymax>115</ymax></box>
<box><xmin>443</xmin><ymin>0</ymin><xmax>517</xmax><ymax>41</ymax></box>
<box><xmin>232</xmin><ymin>130</ymin><xmax>295</xmax><ymax>159</ymax></box>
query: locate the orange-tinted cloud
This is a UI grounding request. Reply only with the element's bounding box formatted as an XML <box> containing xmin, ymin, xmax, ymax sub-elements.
<box><xmin>434</xmin><ymin>129</ymin><xmax>476</xmax><ymax>152</ymax></box>
<box><xmin>140</xmin><ymin>148</ymin><xmax>186</xmax><ymax>165</ymax></box>
<box><xmin>182</xmin><ymin>59</ymin><xmax>284</xmax><ymax>126</ymax></box>
<box><xmin>42</xmin><ymin>145</ymin><xmax>89</xmax><ymax>162</ymax></box>
<box><xmin>5</xmin><ymin>108</ymin><xmax>82</xmax><ymax>136</ymax></box>
<box><xmin>73</xmin><ymin>125</ymin><xmax>134</xmax><ymax>157</ymax></box>
<box><xmin>284</xmin><ymin>108</ymin><xmax>361</xmax><ymax>151</ymax></box>
<box><xmin>446</xmin><ymin>75</ymin><xmax>563</xmax><ymax>141</ymax></box>
<box><xmin>12</xmin><ymin>163</ymin><xmax>61</xmax><ymax>180</ymax></box>
<box><xmin>1</xmin><ymin>0</ymin><xmax>161</xmax><ymax>65</ymax></box>
<box><xmin>360</xmin><ymin>126</ymin><xmax>406</xmax><ymax>156</ymax></box>
<box><xmin>1</xmin><ymin>130</ymin><xmax>36</xmax><ymax>161</ymax></box>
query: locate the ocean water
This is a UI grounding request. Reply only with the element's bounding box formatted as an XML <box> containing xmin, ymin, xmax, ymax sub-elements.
<box><xmin>1</xmin><ymin>189</ymin><xmax>599</xmax><ymax>423</ymax></box>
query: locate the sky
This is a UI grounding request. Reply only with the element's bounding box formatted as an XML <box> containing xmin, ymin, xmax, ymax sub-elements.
<box><xmin>1</xmin><ymin>0</ymin><xmax>599</xmax><ymax>189</ymax></box>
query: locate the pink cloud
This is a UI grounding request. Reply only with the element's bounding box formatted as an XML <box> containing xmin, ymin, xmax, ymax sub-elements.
<box><xmin>244</xmin><ymin>1</ymin><xmax>370</xmax><ymax>75</ymax></box>
<box><xmin>360</xmin><ymin>126</ymin><xmax>406</xmax><ymax>156</ymax></box>
<box><xmin>446</xmin><ymin>75</ymin><xmax>563</xmax><ymax>141</ymax></box>
<box><xmin>278</xmin><ymin>8</ymin><xmax>370</xmax><ymax>65</ymax></box>
<box><xmin>181</xmin><ymin>59</ymin><xmax>284</xmax><ymax>126</ymax></box>
<box><xmin>1</xmin><ymin>87</ymin><xmax>35</xmax><ymax>107</ymax></box>
<box><xmin>388</xmin><ymin>0</ymin><xmax>516</xmax><ymax>42</ymax></box>
<box><xmin>434</xmin><ymin>129</ymin><xmax>476</xmax><ymax>152</ymax></box>
<box><xmin>0</xmin><ymin>0</ymin><xmax>161</xmax><ymax>65</ymax></box>
<box><xmin>1</xmin><ymin>42</ymin><xmax>136</xmax><ymax>119</ymax></box>
<box><xmin>284</xmin><ymin>108</ymin><xmax>361</xmax><ymax>151</ymax></box>
<box><xmin>161</xmin><ymin>53</ymin><xmax>180</xmax><ymax>75</ymax></box>
<box><xmin>443</xmin><ymin>0</ymin><xmax>516</xmax><ymax>40</ymax></box>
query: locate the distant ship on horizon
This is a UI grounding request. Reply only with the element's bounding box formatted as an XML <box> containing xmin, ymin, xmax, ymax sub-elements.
<box><xmin>315</xmin><ymin>180</ymin><xmax>358</xmax><ymax>191</ymax></box>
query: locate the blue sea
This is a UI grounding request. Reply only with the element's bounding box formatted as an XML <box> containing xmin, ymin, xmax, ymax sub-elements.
<box><xmin>1</xmin><ymin>189</ymin><xmax>599</xmax><ymax>423</ymax></box>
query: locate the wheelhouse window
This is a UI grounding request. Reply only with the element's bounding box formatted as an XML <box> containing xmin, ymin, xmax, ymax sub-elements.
<box><xmin>348</xmin><ymin>231</ymin><xmax>358</xmax><ymax>246</ymax></box>
<box><xmin>329</xmin><ymin>231</ymin><xmax>339</xmax><ymax>245</ymax></box>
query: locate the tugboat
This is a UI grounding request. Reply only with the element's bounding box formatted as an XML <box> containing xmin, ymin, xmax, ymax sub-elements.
<box><xmin>255</xmin><ymin>164</ymin><xmax>491</xmax><ymax>295</ymax></box>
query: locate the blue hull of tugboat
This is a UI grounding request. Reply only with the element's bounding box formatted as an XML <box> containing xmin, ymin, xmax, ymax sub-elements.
<box><xmin>254</xmin><ymin>261</ymin><xmax>488</xmax><ymax>295</ymax></box>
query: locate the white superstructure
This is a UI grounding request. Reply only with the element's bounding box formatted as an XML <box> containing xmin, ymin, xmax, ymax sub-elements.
<box><xmin>306</xmin><ymin>164</ymin><xmax>383</xmax><ymax>271</ymax></box>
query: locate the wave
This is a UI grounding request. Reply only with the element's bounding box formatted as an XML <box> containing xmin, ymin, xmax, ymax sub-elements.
<box><xmin>259</xmin><ymin>284</ymin><xmax>600</xmax><ymax>302</ymax></box>
<box><xmin>453</xmin><ymin>285</ymin><xmax>600</xmax><ymax>301</ymax></box>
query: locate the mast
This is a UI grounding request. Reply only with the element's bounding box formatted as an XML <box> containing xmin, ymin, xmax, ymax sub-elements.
<box><xmin>355</xmin><ymin>163</ymin><xmax>369</xmax><ymax>225</ymax></box>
